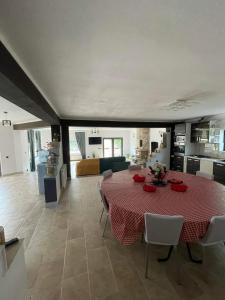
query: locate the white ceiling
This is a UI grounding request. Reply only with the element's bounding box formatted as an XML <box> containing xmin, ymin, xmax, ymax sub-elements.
<box><xmin>1</xmin><ymin>0</ymin><xmax>225</xmax><ymax>121</ymax></box>
<box><xmin>0</xmin><ymin>96</ymin><xmax>40</xmax><ymax>124</ymax></box>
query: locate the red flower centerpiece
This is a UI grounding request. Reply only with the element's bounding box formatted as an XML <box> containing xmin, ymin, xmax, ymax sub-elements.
<box><xmin>149</xmin><ymin>162</ymin><xmax>167</xmax><ymax>186</ymax></box>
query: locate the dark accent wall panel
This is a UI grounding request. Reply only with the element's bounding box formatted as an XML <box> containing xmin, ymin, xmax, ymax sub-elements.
<box><xmin>61</xmin><ymin>124</ymin><xmax>71</xmax><ymax>178</ymax></box>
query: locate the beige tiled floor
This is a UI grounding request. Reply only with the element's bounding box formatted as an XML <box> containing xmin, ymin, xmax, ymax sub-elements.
<box><xmin>1</xmin><ymin>172</ymin><xmax>225</xmax><ymax>299</ymax></box>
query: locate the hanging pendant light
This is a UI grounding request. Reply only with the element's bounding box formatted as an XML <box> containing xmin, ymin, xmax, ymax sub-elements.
<box><xmin>2</xmin><ymin>112</ymin><xmax>12</xmax><ymax>127</ymax></box>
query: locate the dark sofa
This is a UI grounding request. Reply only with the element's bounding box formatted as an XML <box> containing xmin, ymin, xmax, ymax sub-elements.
<box><xmin>100</xmin><ymin>156</ymin><xmax>130</xmax><ymax>173</ymax></box>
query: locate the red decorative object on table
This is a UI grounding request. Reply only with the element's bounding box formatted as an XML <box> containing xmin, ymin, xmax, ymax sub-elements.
<box><xmin>143</xmin><ymin>184</ymin><xmax>157</xmax><ymax>192</ymax></box>
<box><xmin>171</xmin><ymin>184</ymin><xmax>188</xmax><ymax>192</ymax></box>
<box><xmin>168</xmin><ymin>179</ymin><xmax>183</xmax><ymax>184</ymax></box>
<box><xmin>133</xmin><ymin>174</ymin><xmax>145</xmax><ymax>182</ymax></box>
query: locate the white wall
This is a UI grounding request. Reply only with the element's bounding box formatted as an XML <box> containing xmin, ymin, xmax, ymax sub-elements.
<box><xmin>70</xmin><ymin>128</ymin><xmax>136</xmax><ymax>159</ymax></box>
<box><xmin>86</xmin><ymin>129</ymin><xmax>131</xmax><ymax>158</ymax></box>
<box><xmin>148</xmin><ymin>128</ymin><xmax>171</xmax><ymax>169</ymax></box>
<box><xmin>0</xmin><ymin>125</ymin><xmax>17</xmax><ymax>175</ymax></box>
<box><xmin>0</xmin><ymin>126</ymin><xmax>52</xmax><ymax>176</ymax></box>
<box><xmin>14</xmin><ymin>130</ymin><xmax>30</xmax><ymax>173</ymax></box>
<box><xmin>39</xmin><ymin>127</ymin><xmax>51</xmax><ymax>149</ymax></box>
<box><xmin>149</xmin><ymin>128</ymin><xmax>166</xmax><ymax>152</ymax></box>
<box><xmin>129</xmin><ymin>128</ymin><xmax>137</xmax><ymax>156</ymax></box>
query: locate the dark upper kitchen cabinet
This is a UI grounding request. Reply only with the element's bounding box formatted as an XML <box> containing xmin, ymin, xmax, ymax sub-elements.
<box><xmin>186</xmin><ymin>157</ymin><xmax>200</xmax><ymax>175</ymax></box>
<box><xmin>191</xmin><ymin>122</ymin><xmax>209</xmax><ymax>143</ymax></box>
<box><xmin>213</xmin><ymin>162</ymin><xmax>225</xmax><ymax>185</ymax></box>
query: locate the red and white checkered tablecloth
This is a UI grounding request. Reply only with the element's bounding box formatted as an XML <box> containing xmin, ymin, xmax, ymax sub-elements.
<box><xmin>101</xmin><ymin>169</ymin><xmax>225</xmax><ymax>245</ymax></box>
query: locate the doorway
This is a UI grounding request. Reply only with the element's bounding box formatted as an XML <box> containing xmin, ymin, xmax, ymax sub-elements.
<box><xmin>103</xmin><ymin>138</ymin><xmax>123</xmax><ymax>157</ymax></box>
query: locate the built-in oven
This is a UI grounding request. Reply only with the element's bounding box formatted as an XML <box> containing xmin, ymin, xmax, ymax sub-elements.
<box><xmin>174</xmin><ymin>135</ymin><xmax>186</xmax><ymax>143</ymax></box>
<box><xmin>173</xmin><ymin>145</ymin><xmax>185</xmax><ymax>155</ymax></box>
<box><xmin>173</xmin><ymin>135</ymin><xmax>186</xmax><ymax>155</ymax></box>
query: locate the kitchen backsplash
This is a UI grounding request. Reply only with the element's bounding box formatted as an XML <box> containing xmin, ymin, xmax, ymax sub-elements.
<box><xmin>192</xmin><ymin>142</ymin><xmax>225</xmax><ymax>158</ymax></box>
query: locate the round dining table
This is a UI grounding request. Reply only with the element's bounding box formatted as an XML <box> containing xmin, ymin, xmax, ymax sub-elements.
<box><xmin>101</xmin><ymin>169</ymin><xmax>225</xmax><ymax>245</ymax></box>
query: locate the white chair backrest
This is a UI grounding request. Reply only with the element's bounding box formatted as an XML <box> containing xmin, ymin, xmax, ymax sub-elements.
<box><xmin>102</xmin><ymin>169</ymin><xmax>113</xmax><ymax>179</ymax></box>
<box><xmin>196</xmin><ymin>171</ymin><xmax>214</xmax><ymax>180</ymax></box>
<box><xmin>144</xmin><ymin>213</ymin><xmax>184</xmax><ymax>246</ymax></box>
<box><xmin>200</xmin><ymin>216</ymin><xmax>225</xmax><ymax>246</ymax></box>
<box><xmin>97</xmin><ymin>179</ymin><xmax>102</xmax><ymax>189</ymax></box>
<box><xmin>98</xmin><ymin>187</ymin><xmax>109</xmax><ymax>211</ymax></box>
<box><xmin>129</xmin><ymin>165</ymin><xmax>142</xmax><ymax>171</ymax></box>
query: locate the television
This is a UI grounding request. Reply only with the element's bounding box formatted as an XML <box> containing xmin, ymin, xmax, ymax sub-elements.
<box><xmin>89</xmin><ymin>137</ymin><xmax>102</xmax><ymax>145</ymax></box>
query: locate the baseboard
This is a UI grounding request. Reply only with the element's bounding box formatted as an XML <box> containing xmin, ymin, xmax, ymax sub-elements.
<box><xmin>1</xmin><ymin>172</ymin><xmax>23</xmax><ymax>177</ymax></box>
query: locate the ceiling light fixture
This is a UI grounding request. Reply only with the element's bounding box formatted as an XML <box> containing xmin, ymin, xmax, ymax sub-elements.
<box><xmin>2</xmin><ymin>111</ymin><xmax>12</xmax><ymax>127</ymax></box>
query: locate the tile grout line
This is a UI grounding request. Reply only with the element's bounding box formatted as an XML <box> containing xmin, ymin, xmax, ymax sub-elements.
<box><xmin>84</xmin><ymin>217</ymin><xmax>92</xmax><ymax>300</ymax></box>
<box><xmin>24</xmin><ymin>205</ymin><xmax>45</xmax><ymax>250</ymax></box>
<box><xmin>16</xmin><ymin>201</ymin><xmax>41</xmax><ymax>240</ymax></box>
<box><xmin>105</xmin><ymin>242</ymin><xmax>120</xmax><ymax>294</ymax></box>
<box><xmin>60</xmin><ymin>217</ymin><xmax>69</xmax><ymax>299</ymax></box>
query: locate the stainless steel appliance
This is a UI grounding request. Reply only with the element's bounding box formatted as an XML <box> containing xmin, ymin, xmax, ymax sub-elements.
<box><xmin>175</xmin><ymin>135</ymin><xmax>186</xmax><ymax>143</ymax></box>
<box><xmin>173</xmin><ymin>135</ymin><xmax>186</xmax><ymax>155</ymax></box>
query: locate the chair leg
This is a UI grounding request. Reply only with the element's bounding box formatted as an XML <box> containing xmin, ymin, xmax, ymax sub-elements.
<box><xmin>102</xmin><ymin>214</ymin><xmax>108</xmax><ymax>237</ymax></box>
<box><xmin>145</xmin><ymin>243</ymin><xmax>150</xmax><ymax>278</ymax></box>
<box><xmin>158</xmin><ymin>246</ymin><xmax>174</xmax><ymax>262</ymax></box>
<box><xmin>99</xmin><ymin>207</ymin><xmax>104</xmax><ymax>223</ymax></box>
<box><xmin>186</xmin><ymin>243</ymin><xmax>202</xmax><ymax>263</ymax></box>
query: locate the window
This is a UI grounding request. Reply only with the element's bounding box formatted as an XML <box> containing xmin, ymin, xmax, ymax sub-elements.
<box><xmin>103</xmin><ymin>138</ymin><xmax>123</xmax><ymax>157</ymax></box>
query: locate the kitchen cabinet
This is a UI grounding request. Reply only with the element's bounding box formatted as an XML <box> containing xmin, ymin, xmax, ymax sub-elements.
<box><xmin>213</xmin><ymin>162</ymin><xmax>225</xmax><ymax>185</ymax></box>
<box><xmin>171</xmin><ymin>155</ymin><xmax>184</xmax><ymax>172</ymax></box>
<box><xmin>174</xmin><ymin>123</ymin><xmax>186</xmax><ymax>135</ymax></box>
<box><xmin>209</xmin><ymin>128</ymin><xmax>223</xmax><ymax>144</ymax></box>
<box><xmin>191</xmin><ymin>122</ymin><xmax>209</xmax><ymax>143</ymax></box>
<box><xmin>186</xmin><ymin>157</ymin><xmax>200</xmax><ymax>175</ymax></box>
<box><xmin>200</xmin><ymin>159</ymin><xmax>213</xmax><ymax>175</ymax></box>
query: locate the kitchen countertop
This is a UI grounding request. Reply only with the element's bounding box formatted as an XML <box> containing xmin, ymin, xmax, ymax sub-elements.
<box><xmin>185</xmin><ymin>155</ymin><xmax>225</xmax><ymax>164</ymax></box>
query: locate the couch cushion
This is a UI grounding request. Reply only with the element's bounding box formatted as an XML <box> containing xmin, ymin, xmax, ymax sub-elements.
<box><xmin>112</xmin><ymin>161</ymin><xmax>130</xmax><ymax>172</ymax></box>
<box><xmin>100</xmin><ymin>156</ymin><xmax>125</xmax><ymax>173</ymax></box>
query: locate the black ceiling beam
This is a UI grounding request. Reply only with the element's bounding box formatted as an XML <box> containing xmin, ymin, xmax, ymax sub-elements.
<box><xmin>13</xmin><ymin>120</ymin><xmax>49</xmax><ymax>130</ymax></box>
<box><xmin>60</xmin><ymin>119</ymin><xmax>173</xmax><ymax>128</ymax></box>
<box><xmin>0</xmin><ymin>41</ymin><xmax>59</xmax><ymax>125</ymax></box>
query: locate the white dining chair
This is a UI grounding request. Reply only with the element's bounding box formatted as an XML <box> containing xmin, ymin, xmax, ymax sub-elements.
<box><xmin>144</xmin><ymin>213</ymin><xmax>184</xmax><ymax>279</ymax></box>
<box><xmin>196</xmin><ymin>171</ymin><xmax>214</xmax><ymax>180</ymax></box>
<box><xmin>102</xmin><ymin>169</ymin><xmax>113</xmax><ymax>179</ymax></box>
<box><xmin>98</xmin><ymin>186</ymin><xmax>110</xmax><ymax>237</ymax></box>
<box><xmin>187</xmin><ymin>215</ymin><xmax>225</xmax><ymax>263</ymax></box>
<box><xmin>128</xmin><ymin>165</ymin><xmax>142</xmax><ymax>171</ymax></box>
